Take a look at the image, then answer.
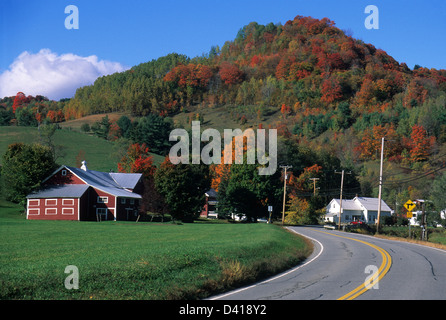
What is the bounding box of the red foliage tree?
[164,63,213,88]
[219,62,243,85]
[356,124,401,160]
[118,143,156,178]
[321,77,343,104]
[12,92,27,113]
[407,125,435,163]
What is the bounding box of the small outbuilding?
[200,189,218,219]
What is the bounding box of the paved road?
[210,226,446,300]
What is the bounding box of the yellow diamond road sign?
[404,200,416,212]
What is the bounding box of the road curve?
[210,226,446,300]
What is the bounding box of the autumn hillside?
[1,14,446,217]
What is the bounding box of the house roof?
[354,197,392,212]
[331,199,359,211]
[27,184,90,199]
[328,197,392,213]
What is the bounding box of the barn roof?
[66,166,142,199]
[35,164,143,199]
[27,184,90,199]
[110,172,143,190]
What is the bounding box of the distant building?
[200,189,218,219]
[325,196,392,224]
[26,161,143,221]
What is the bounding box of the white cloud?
[0,49,128,100]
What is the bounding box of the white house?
[325,197,392,224]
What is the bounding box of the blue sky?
[0,0,445,100]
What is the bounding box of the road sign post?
[404,200,416,239]
[268,206,273,223]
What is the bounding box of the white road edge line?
[209,227,324,300]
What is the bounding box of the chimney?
[81,160,88,171]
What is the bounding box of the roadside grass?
[347,224,446,250]
[0,200,312,300]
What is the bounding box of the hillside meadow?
[0,199,312,300]
[0,126,165,171]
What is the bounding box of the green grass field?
[0,200,312,300]
[0,126,164,171]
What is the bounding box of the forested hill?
[62,15,446,134]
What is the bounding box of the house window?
[345,215,350,220]
[97,196,108,203]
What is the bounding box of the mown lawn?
[0,200,312,300]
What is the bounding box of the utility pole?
[280,165,292,225]
[335,170,351,230]
[309,178,320,196]
[377,137,385,233]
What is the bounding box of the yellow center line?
[314,230,392,300]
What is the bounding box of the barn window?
[97,196,108,203]
[130,199,135,205]
[28,199,40,206]
[62,208,74,215]
[97,208,107,214]
[45,208,57,215]
[28,208,40,215]
[45,199,57,206]
[96,208,107,220]
[121,198,126,204]
[61,169,67,176]
[62,199,74,205]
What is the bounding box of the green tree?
[130,114,173,155]
[217,162,282,221]
[116,115,132,138]
[431,172,446,214]
[1,143,58,204]
[91,115,111,139]
[154,158,210,222]
[80,123,90,133]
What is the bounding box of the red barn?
[26,161,143,221]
